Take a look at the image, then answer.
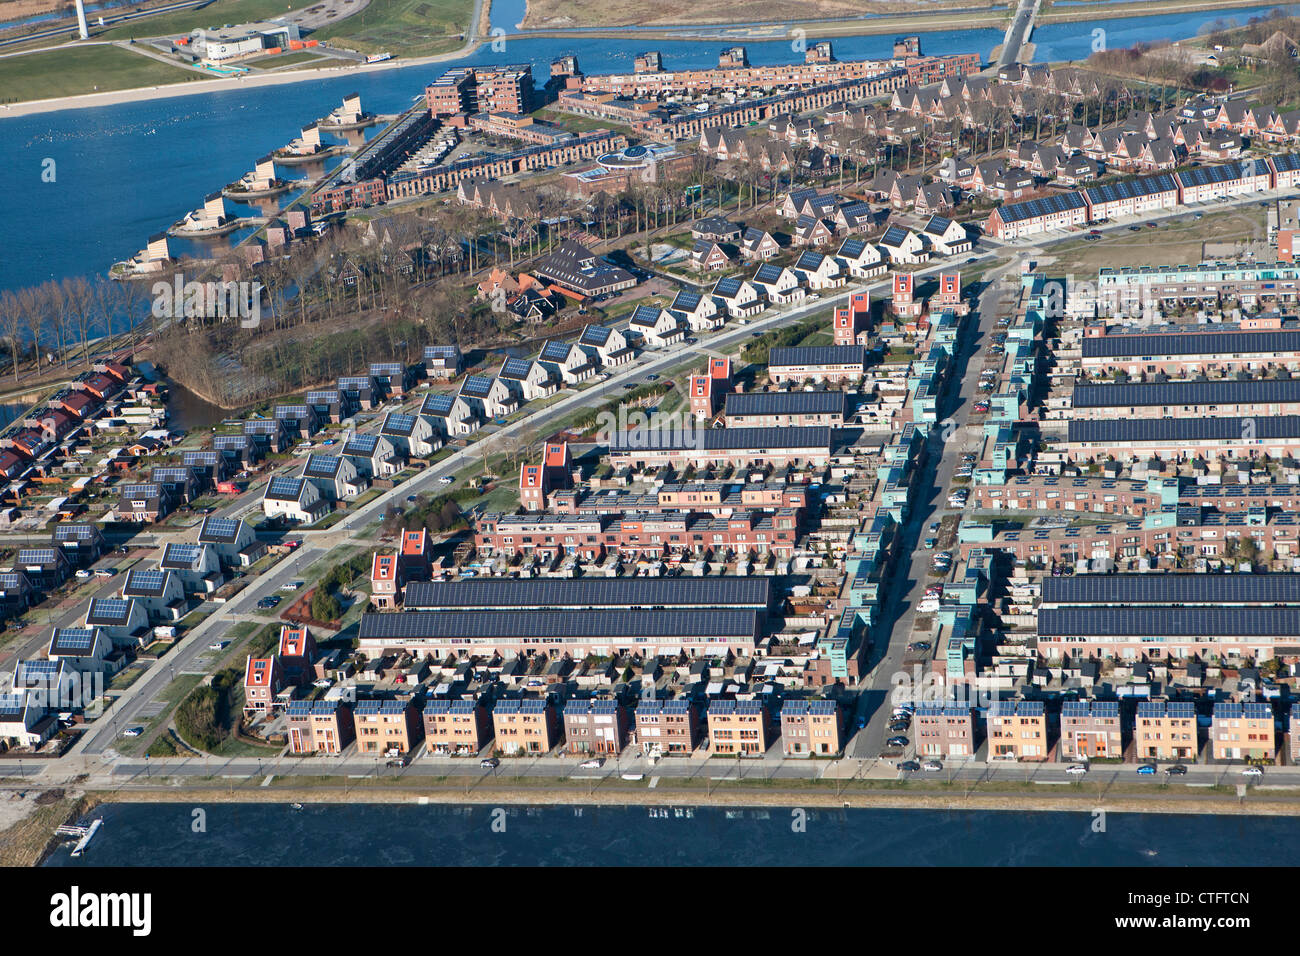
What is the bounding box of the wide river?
[1,1,1298,295]
[39,800,1300,866]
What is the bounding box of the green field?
[97,0,305,41]
[0,44,204,102]
[308,0,474,56]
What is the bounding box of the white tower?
[74,0,88,39]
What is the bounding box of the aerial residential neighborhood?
[7,0,1300,887]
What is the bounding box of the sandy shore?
[0,0,1278,119]
[0,47,483,119]
[66,778,1300,816]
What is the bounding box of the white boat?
[289,803,304,811]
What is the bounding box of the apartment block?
[354,699,422,755]
[779,699,843,757]
[1211,701,1275,761]
[285,700,355,755]
[1135,701,1197,761]
[987,700,1047,761]
[561,698,630,755]
[707,699,770,756]
[424,698,492,756]
[1059,700,1123,760]
[493,699,561,755]
[634,698,701,755]
[914,702,975,757]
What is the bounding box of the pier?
[57,817,103,857]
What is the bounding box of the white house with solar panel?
[835,237,886,279]
[921,215,972,256]
[197,515,261,568]
[262,475,328,524]
[15,658,78,710]
[0,692,54,748]
[669,290,723,332]
[794,250,846,290]
[342,432,400,479]
[458,374,517,421]
[627,304,685,348]
[380,411,441,460]
[419,391,478,438]
[537,339,596,384]
[84,597,149,647]
[498,357,555,403]
[878,225,929,264]
[301,454,365,502]
[712,276,764,318]
[161,542,223,594]
[577,324,633,367]
[751,263,806,306]
[120,567,186,621]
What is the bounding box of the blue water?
[40,801,1300,866]
[2,2,1298,293]
[0,0,123,31]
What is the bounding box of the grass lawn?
[309,0,474,57]
[0,44,205,102]
[97,0,308,41]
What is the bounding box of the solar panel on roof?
[672,290,702,312]
[1069,416,1300,444]
[1039,606,1300,636]
[404,576,772,609]
[383,413,417,434]
[88,597,130,620]
[714,276,743,297]
[1074,378,1300,409]
[267,476,304,498]
[422,394,455,416]
[19,549,58,564]
[305,455,341,476]
[754,263,784,283]
[126,569,167,592]
[345,433,379,453]
[215,434,250,448]
[120,484,160,498]
[51,628,95,653]
[359,608,760,641]
[726,390,848,419]
[499,359,533,380]
[540,340,573,361]
[610,425,832,453]
[201,516,241,540]
[1043,573,1300,605]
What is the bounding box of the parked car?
[207,640,229,650]
[93,568,114,578]
[897,760,921,772]
[1241,766,1263,777]
[480,757,500,769]
[121,726,144,737]
[439,475,454,484]
[1136,764,1157,775]
[887,735,909,747]
[921,760,943,772]
[579,757,605,769]
[1066,764,1088,775]
[924,537,937,549]
[1166,765,1188,776]
[908,642,931,652]
[313,678,332,689]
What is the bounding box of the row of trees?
[0,276,154,385]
